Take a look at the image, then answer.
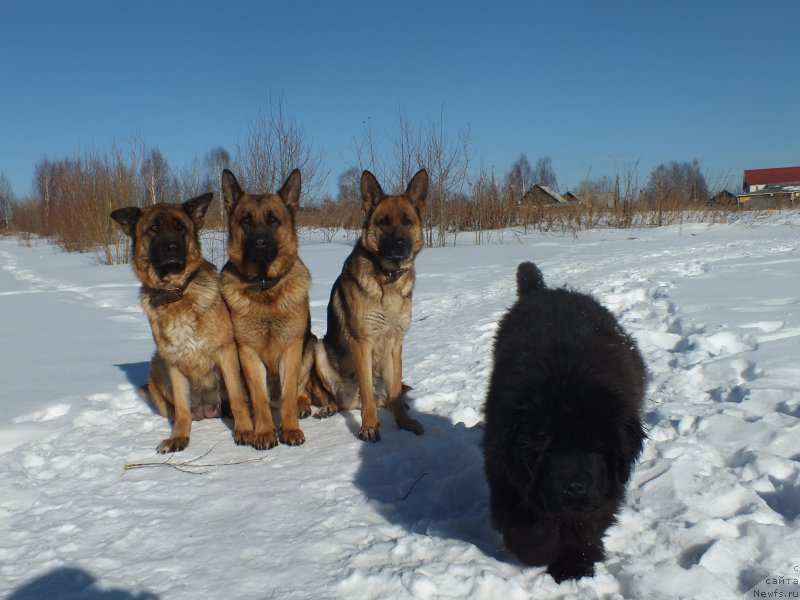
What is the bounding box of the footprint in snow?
[12,403,71,423]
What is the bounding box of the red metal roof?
[743,166,800,186]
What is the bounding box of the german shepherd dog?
[220,169,316,450]
[110,195,254,453]
[312,169,428,442]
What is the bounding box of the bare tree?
[140,148,171,205]
[350,110,471,247]
[577,174,615,196]
[235,96,327,204]
[337,166,360,203]
[390,111,423,193]
[504,154,534,200]
[533,155,558,191]
[0,172,13,231]
[198,146,232,227]
[351,117,383,184]
[642,159,709,205]
[471,162,507,244]
[204,146,231,182]
[416,112,472,247]
[24,143,142,260]
[34,158,54,235]
[175,156,206,201]
[204,146,231,222]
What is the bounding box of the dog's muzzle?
[560,479,590,509]
[151,235,187,274]
[245,233,278,265]
[379,235,411,262]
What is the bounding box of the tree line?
[2,104,740,261]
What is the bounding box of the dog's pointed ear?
[278,169,302,213]
[221,169,243,215]
[405,169,428,213]
[182,193,214,228]
[110,207,142,238]
[360,170,384,213]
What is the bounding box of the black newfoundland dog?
[482,262,646,582]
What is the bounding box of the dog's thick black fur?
[482,262,646,582]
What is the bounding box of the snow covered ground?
[1,213,799,599]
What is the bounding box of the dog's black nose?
[246,233,277,265]
[564,481,587,499]
[166,241,179,253]
[381,236,410,261]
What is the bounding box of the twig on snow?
[122,444,271,475]
[398,472,429,501]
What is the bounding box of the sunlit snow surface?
[1,214,799,599]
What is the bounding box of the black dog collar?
[383,268,406,284]
[145,269,199,308]
[147,287,184,308]
[244,274,283,292]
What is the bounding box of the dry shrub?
[22,145,143,263]
[297,198,361,242]
[13,129,784,259]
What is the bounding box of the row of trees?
[9,99,330,260]
[4,104,733,259]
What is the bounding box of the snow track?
[1,216,799,599]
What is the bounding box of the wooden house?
[520,184,568,206]
[707,190,739,206]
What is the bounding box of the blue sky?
[1,0,798,198]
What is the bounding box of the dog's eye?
[149,223,159,234]
[174,221,186,233]
[239,213,253,226]
[267,212,280,226]
[378,216,390,227]
[401,214,413,226]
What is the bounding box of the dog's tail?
[516,262,546,296]
[306,340,340,416]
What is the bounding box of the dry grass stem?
[122,445,272,475]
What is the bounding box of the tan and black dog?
[220,169,316,450]
[110,195,254,453]
[312,169,428,442]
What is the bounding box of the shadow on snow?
[8,566,159,600]
[114,362,150,390]
[352,399,508,561]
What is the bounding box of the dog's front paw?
[357,425,381,442]
[191,402,222,420]
[547,557,595,583]
[157,436,189,454]
[251,429,279,450]
[314,403,339,419]
[280,427,306,446]
[234,428,254,446]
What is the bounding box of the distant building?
[708,190,739,206]
[571,191,617,208]
[589,192,617,208]
[562,192,619,208]
[739,166,800,206]
[742,166,800,193]
[520,184,568,206]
